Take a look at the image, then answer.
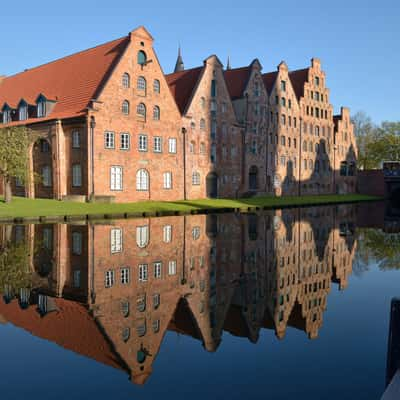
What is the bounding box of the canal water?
[0,201,399,399]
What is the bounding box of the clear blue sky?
[2,0,399,123]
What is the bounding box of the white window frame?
[136,169,149,191]
[153,79,160,93]
[121,267,130,284]
[163,225,172,243]
[105,269,115,288]
[168,260,177,276]
[163,172,172,189]
[19,104,28,121]
[37,101,46,118]
[110,228,122,253]
[120,132,130,150]
[110,166,123,191]
[154,136,162,153]
[122,73,130,88]
[138,134,148,152]
[168,138,177,153]
[192,171,200,185]
[104,131,115,149]
[154,262,162,279]
[138,264,148,282]
[136,225,149,248]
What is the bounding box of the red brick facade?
[0,26,357,201]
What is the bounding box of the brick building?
[0,26,357,201]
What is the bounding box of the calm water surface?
[0,201,399,399]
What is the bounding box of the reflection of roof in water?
[0,297,125,372]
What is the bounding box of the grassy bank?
[0,194,381,221]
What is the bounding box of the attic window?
[37,99,46,117]
[19,102,28,121]
[137,50,147,65]
[2,107,11,124]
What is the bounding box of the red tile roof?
[288,68,310,100]
[262,71,278,94]
[224,66,252,100]
[0,36,129,125]
[165,67,203,114]
[0,298,125,371]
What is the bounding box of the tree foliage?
[0,126,31,203]
[352,112,400,169]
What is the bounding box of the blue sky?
[1,0,399,123]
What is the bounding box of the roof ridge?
[3,35,128,80]
[165,65,203,78]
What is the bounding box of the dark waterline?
[0,201,399,400]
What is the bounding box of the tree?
[0,126,31,203]
[351,111,377,169]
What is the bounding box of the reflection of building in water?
[0,207,357,384]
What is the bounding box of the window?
[189,141,195,153]
[72,232,82,255]
[19,103,28,120]
[121,267,130,284]
[315,76,320,86]
[153,79,160,93]
[138,134,147,151]
[137,50,147,65]
[153,293,160,309]
[37,100,46,118]
[137,103,146,118]
[40,139,50,153]
[340,161,348,176]
[254,82,260,96]
[200,142,206,154]
[73,270,81,288]
[154,136,162,152]
[42,166,52,187]
[163,172,172,189]
[281,114,286,125]
[105,270,115,288]
[72,164,82,187]
[122,73,130,88]
[280,136,286,146]
[137,294,146,312]
[315,126,320,136]
[72,131,80,148]
[288,99,292,109]
[192,171,200,185]
[281,97,286,107]
[294,117,297,128]
[211,79,217,97]
[192,226,200,240]
[168,138,177,153]
[200,118,206,130]
[153,106,160,120]
[163,225,172,242]
[154,262,162,279]
[137,322,146,337]
[138,264,148,282]
[111,228,122,253]
[137,76,146,92]
[136,169,149,191]
[136,226,149,248]
[122,100,130,115]
[120,133,130,150]
[152,320,160,333]
[281,80,286,91]
[2,108,11,124]
[168,260,177,275]
[280,155,286,166]
[110,166,123,190]
[43,228,52,249]
[211,143,216,163]
[221,102,227,113]
[104,131,115,149]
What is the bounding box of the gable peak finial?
[226,56,231,70]
[174,45,184,73]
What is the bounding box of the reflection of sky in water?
[0,205,399,400]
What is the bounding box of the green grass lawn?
[0,194,381,219]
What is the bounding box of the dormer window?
[37,99,46,117]
[2,105,11,124]
[19,101,28,121]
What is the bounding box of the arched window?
[122,100,130,115]
[309,159,313,169]
[153,105,160,120]
[137,50,147,65]
[303,140,307,152]
[137,103,146,118]
[153,79,160,93]
[19,103,28,121]
[136,225,149,248]
[200,142,206,154]
[315,125,320,136]
[136,169,149,191]
[122,73,130,88]
[189,141,195,153]
[309,142,313,152]
[192,171,200,185]
[137,76,146,91]
[121,327,130,342]
[200,118,206,130]
[200,97,206,109]
[121,301,130,317]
